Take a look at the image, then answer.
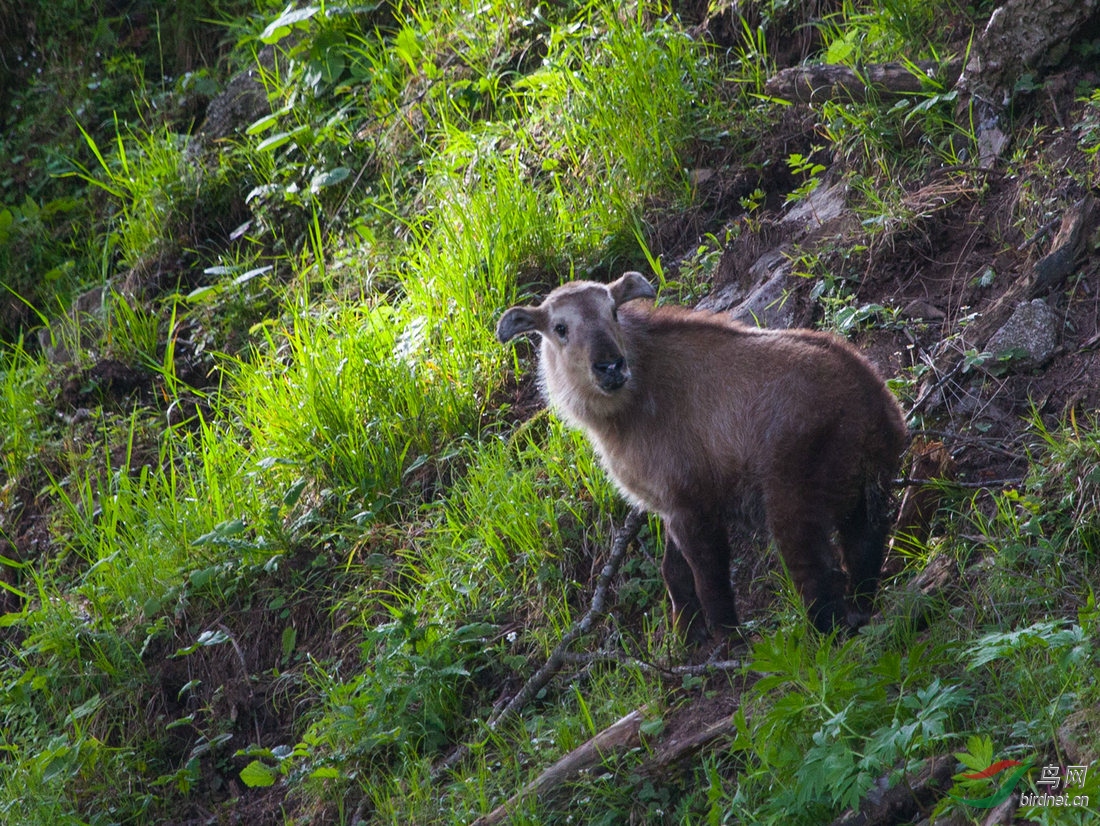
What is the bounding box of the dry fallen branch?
[431,507,646,780]
[560,648,744,679]
[640,712,741,779]
[471,708,649,826]
[894,476,1024,489]
[487,507,646,728]
[472,698,745,824]
[905,350,970,419]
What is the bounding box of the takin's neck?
[541,369,637,430]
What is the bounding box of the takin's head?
[496,272,657,398]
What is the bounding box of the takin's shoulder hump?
[621,303,755,343]
[624,306,895,401]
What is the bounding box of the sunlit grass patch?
[228,294,479,515]
[42,412,266,616]
[0,340,50,482]
[67,121,196,268]
[510,6,709,197]
[411,417,620,624]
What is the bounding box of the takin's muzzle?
[592,355,629,391]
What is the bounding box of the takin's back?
[572,303,907,518]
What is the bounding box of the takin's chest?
[588,426,748,517]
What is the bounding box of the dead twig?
[471,708,649,826]
[906,354,970,419]
[472,696,746,824]
[560,649,744,678]
[431,507,646,780]
[487,507,646,728]
[764,60,961,105]
[1017,215,1061,251]
[908,429,1028,460]
[894,476,1025,489]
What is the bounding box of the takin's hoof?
[674,611,712,647]
[844,608,873,634]
[809,597,848,635]
[707,625,752,659]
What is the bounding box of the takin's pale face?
[496,272,657,399]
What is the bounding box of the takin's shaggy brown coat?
[497,272,908,641]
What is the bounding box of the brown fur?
[498,273,908,641]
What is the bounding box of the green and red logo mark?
[949,758,1035,808]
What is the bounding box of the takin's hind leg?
[838,484,892,626]
[663,510,739,642]
[766,507,848,634]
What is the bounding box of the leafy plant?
[66,120,194,268]
[0,340,50,479]
[1026,409,1100,556]
[784,150,826,205]
[731,632,969,821]
[241,614,499,790]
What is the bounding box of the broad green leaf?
[240,760,277,787]
[256,131,295,152]
[310,167,351,193]
[260,6,319,44]
[281,626,297,660]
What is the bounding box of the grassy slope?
[1,1,1098,824]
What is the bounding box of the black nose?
[593,357,627,390]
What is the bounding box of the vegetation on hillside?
[1,0,1098,824]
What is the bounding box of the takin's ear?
[609,271,657,307]
[496,305,546,343]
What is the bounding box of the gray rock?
[729,258,800,328]
[698,180,850,328]
[901,298,946,321]
[984,298,1059,370]
[192,45,279,148]
[780,179,849,233]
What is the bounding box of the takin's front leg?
[660,536,709,644]
[663,509,739,641]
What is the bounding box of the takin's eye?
[552,322,568,340]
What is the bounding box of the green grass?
[230,294,476,512]
[67,121,195,269]
[0,341,50,481]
